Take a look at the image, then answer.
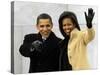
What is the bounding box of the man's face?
[62,18,75,35]
[37,19,53,38]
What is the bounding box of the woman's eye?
[63,24,66,26]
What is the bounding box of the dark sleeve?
[19,34,40,57]
[61,50,72,70]
[59,40,72,71]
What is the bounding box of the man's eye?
[46,25,50,27]
[40,25,44,27]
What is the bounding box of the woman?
[59,8,95,70]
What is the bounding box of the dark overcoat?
[59,36,72,71]
[19,32,61,73]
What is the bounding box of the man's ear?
[51,24,53,28]
[36,25,39,30]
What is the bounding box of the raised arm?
[83,8,95,45]
[84,8,95,28]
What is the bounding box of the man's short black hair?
[36,13,53,25]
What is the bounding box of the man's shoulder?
[51,32,62,41]
[53,36,62,45]
[25,33,37,37]
[24,33,40,40]
[24,33,37,38]
[56,37,62,42]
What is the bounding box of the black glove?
[30,40,43,52]
[84,8,95,28]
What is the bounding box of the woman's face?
[62,18,75,35]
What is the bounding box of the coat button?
[69,56,72,59]
[68,48,70,51]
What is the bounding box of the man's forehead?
[39,19,51,23]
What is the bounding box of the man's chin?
[43,34,49,38]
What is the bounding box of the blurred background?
[13,1,98,74]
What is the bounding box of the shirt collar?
[42,37,47,41]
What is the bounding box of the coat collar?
[37,31,56,41]
[70,28,79,41]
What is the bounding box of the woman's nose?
[65,26,70,29]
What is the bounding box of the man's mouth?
[43,32,49,35]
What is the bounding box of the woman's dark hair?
[37,13,53,25]
[59,11,81,37]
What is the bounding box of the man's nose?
[43,27,48,31]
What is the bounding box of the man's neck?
[42,36,47,40]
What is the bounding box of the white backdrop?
[13,1,98,74]
[0,0,99,75]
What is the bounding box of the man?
[19,13,61,73]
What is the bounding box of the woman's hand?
[84,8,95,28]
